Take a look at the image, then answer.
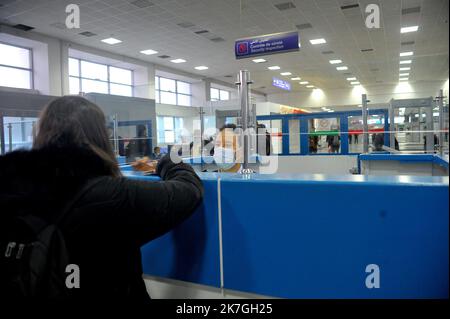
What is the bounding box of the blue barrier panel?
[132,174,221,287]
[220,174,449,298]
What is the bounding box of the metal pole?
[113,113,119,156]
[389,99,395,150]
[438,89,444,156]
[237,70,253,174]
[7,123,12,152]
[362,94,369,153]
[199,106,205,169]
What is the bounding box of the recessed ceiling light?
[336,66,348,70]
[101,37,122,45]
[195,66,208,70]
[401,26,419,33]
[280,72,292,76]
[399,73,409,76]
[346,77,357,81]
[252,58,266,63]
[400,67,411,71]
[310,38,326,45]
[399,77,409,81]
[350,81,360,85]
[329,59,342,64]
[400,60,412,64]
[327,110,335,113]
[299,81,309,85]
[268,66,281,70]
[171,58,186,63]
[400,51,414,57]
[306,85,314,88]
[140,49,158,55]
[291,77,301,80]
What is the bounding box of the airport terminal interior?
[0,0,448,299]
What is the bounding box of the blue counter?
[124,171,449,298]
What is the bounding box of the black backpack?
[0,178,101,298]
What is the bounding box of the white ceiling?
[0,0,448,94]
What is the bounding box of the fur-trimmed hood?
[0,145,113,220]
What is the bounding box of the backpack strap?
[54,176,106,226]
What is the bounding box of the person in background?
[151,146,163,160]
[0,96,203,301]
[373,133,385,151]
[125,124,151,163]
[213,123,242,173]
[326,134,340,153]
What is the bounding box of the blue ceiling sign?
[235,31,300,59]
[272,77,291,91]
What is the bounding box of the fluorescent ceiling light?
[306,85,314,88]
[399,77,409,81]
[336,66,348,70]
[299,81,309,85]
[140,49,158,55]
[291,77,301,80]
[268,66,281,70]
[280,72,292,76]
[400,51,414,57]
[309,38,326,45]
[329,59,342,64]
[400,67,411,71]
[346,77,357,81]
[350,81,360,85]
[171,58,186,63]
[252,58,266,63]
[327,110,335,113]
[101,37,122,45]
[194,66,208,70]
[400,60,412,64]
[399,73,409,76]
[401,26,419,33]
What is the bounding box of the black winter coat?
[0,145,203,302]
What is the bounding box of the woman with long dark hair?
[0,96,203,301]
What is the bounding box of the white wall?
[267,81,447,109]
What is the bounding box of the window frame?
[155,76,192,106]
[0,41,34,90]
[210,87,231,102]
[69,57,134,96]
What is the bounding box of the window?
[155,76,192,106]
[157,116,184,144]
[69,57,133,96]
[0,43,32,89]
[210,87,230,101]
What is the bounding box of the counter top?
[359,153,449,169]
[122,170,449,186]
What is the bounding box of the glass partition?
[2,117,37,153]
[308,117,340,154]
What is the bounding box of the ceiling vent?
[371,68,379,72]
[402,7,420,15]
[224,75,233,78]
[158,55,170,59]
[340,3,359,10]
[210,37,225,42]
[401,41,415,46]
[321,50,334,54]
[296,23,312,30]
[177,21,195,28]
[274,2,296,11]
[361,48,374,52]
[13,24,34,31]
[79,31,96,37]
[130,0,154,8]
[194,30,209,34]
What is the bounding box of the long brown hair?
[34,95,121,177]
